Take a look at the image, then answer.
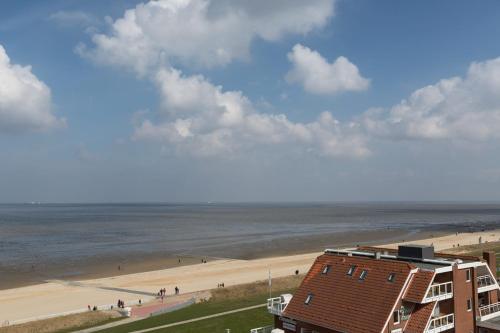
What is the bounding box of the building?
[267,245,500,333]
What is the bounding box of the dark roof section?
[283,253,414,333]
[405,301,436,333]
[404,270,435,303]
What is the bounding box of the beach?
[1,228,498,326]
[3,202,500,290]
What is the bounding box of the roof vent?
[398,244,434,260]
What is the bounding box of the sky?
[1,0,500,203]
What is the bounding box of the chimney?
[375,252,381,260]
[483,251,497,279]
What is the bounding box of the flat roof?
[324,247,481,271]
[477,317,500,330]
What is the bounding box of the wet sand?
[0,227,446,290]
[0,223,487,290]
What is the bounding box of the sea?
[0,202,500,286]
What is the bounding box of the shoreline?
[0,222,495,290]
[0,225,461,290]
[0,227,499,326]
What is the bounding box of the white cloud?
[133,67,368,157]
[286,44,370,95]
[0,44,65,133]
[361,57,500,142]
[77,0,335,75]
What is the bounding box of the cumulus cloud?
[360,57,500,142]
[133,67,369,157]
[0,44,65,133]
[77,0,335,75]
[286,44,370,95]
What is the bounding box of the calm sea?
[0,203,500,270]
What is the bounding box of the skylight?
[359,269,368,280]
[347,265,357,276]
[388,273,395,282]
[322,265,331,274]
[305,293,313,305]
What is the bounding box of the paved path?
[127,303,266,333]
[74,317,138,333]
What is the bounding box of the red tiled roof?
[404,270,435,303]
[283,253,414,333]
[404,301,436,333]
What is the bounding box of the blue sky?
[1,0,500,202]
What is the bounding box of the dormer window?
[347,265,357,276]
[322,265,331,274]
[359,269,368,280]
[305,293,313,305]
[388,273,396,282]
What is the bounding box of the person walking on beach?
[174,286,179,295]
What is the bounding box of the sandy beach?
[0,229,499,326]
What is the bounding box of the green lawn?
[97,275,302,333]
[148,306,272,333]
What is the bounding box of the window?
[322,265,331,274]
[467,298,472,311]
[466,269,471,282]
[388,273,396,282]
[359,269,368,280]
[347,265,357,276]
[304,293,313,305]
[393,310,400,324]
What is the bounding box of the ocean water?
[0,202,500,270]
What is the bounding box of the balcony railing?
[479,302,500,321]
[250,326,273,333]
[267,294,291,316]
[427,314,454,333]
[424,281,453,302]
[477,275,497,292]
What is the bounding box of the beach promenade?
[1,229,499,326]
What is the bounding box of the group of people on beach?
[157,286,180,297]
[117,299,125,308]
[87,305,98,311]
[217,282,225,288]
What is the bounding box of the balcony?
[424,282,453,302]
[426,314,454,333]
[267,294,292,316]
[479,302,500,321]
[250,326,273,333]
[477,275,498,293]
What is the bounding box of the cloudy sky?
[1,0,500,203]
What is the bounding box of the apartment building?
[267,245,500,333]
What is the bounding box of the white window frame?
[304,293,313,305]
[393,310,400,324]
[466,269,471,282]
